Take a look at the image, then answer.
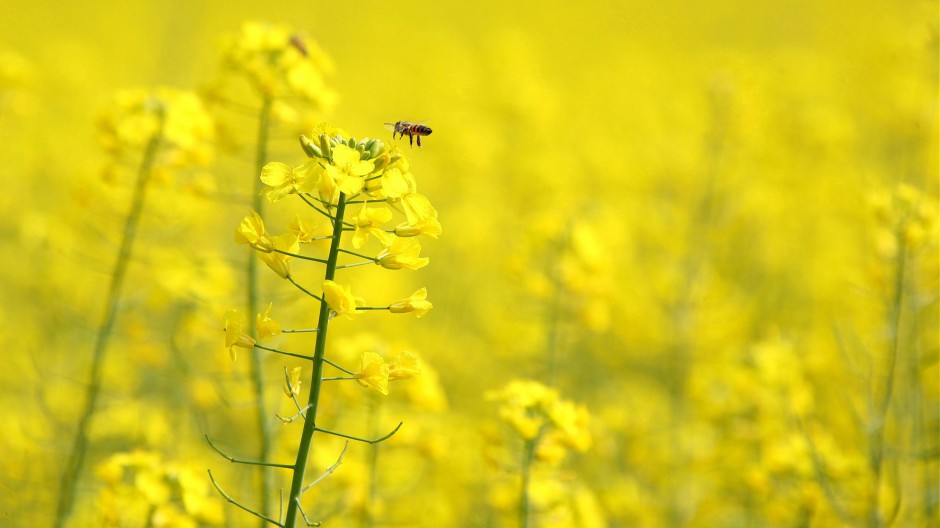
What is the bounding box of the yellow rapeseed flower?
[388,288,433,317]
[322,280,363,319]
[325,144,373,196]
[354,351,389,395]
[284,366,303,398]
[222,308,256,362]
[288,214,317,243]
[258,232,299,279]
[256,302,282,339]
[260,161,316,202]
[352,205,394,249]
[388,351,421,381]
[234,210,274,251]
[377,237,429,270]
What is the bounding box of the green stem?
[55,129,163,528]
[283,192,349,527]
[519,437,537,528]
[248,95,274,522]
[867,239,907,528]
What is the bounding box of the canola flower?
[487,380,593,528]
[56,87,215,528]
[212,123,439,527]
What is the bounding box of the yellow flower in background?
[388,351,421,381]
[256,302,282,339]
[377,237,429,270]
[322,280,362,319]
[547,399,592,452]
[488,380,591,453]
[354,351,390,395]
[94,451,223,526]
[222,308,255,361]
[98,87,215,178]
[234,210,274,251]
[389,287,433,317]
[325,144,373,196]
[220,21,335,108]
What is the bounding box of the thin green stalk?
[519,437,537,528]
[283,192,349,527]
[867,241,907,528]
[248,96,275,522]
[55,130,163,528]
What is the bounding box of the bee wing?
[383,122,398,131]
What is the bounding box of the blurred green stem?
[867,239,907,528]
[248,96,275,523]
[54,128,163,528]
[283,192,349,527]
[519,436,537,528]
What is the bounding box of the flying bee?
[385,121,432,148]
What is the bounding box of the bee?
[385,121,433,147]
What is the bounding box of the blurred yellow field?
[0,1,936,527]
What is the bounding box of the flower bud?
[319,134,332,157]
[299,134,323,158]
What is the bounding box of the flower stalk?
[248,94,276,521]
[55,122,164,528]
[282,191,348,527]
[215,123,438,526]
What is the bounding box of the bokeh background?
[0,0,937,526]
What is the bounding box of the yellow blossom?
[257,232,299,279]
[234,210,274,251]
[260,161,316,202]
[288,214,317,242]
[547,400,592,452]
[325,144,373,196]
[221,21,335,107]
[322,280,363,319]
[256,302,282,339]
[377,237,429,270]
[388,351,421,381]
[354,351,389,395]
[352,205,395,248]
[284,366,303,397]
[392,192,442,238]
[389,287,433,317]
[223,308,255,362]
[379,167,413,199]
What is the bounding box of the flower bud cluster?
[486,379,592,460]
[218,21,335,108]
[868,183,938,258]
[98,87,215,180]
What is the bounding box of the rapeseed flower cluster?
[213,122,439,526]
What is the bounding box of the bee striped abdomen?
[385,121,433,148]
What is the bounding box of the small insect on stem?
[384,121,433,148]
[289,34,308,57]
